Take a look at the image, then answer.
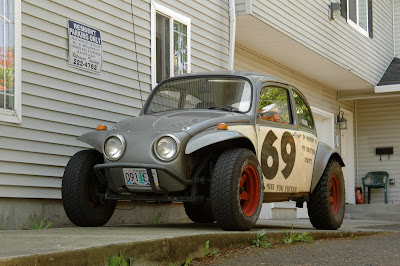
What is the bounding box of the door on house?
[340,108,356,205]
[297,107,335,218]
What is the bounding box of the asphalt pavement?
[1,218,400,265]
[191,230,400,265]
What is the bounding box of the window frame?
[257,85,293,126]
[151,1,191,89]
[346,0,369,38]
[0,0,21,124]
[291,88,315,131]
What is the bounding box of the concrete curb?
[0,230,382,265]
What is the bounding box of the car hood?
[113,110,251,136]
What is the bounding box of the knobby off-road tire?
[308,159,345,230]
[211,148,263,231]
[62,150,117,227]
[184,201,214,223]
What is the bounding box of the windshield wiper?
[208,106,243,113]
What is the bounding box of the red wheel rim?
[330,175,340,215]
[239,165,260,217]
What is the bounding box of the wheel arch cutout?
[310,142,345,193]
[185,130,256,155]
[77,130,108,153]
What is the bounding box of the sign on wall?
[68,19,102,73]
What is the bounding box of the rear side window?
[293,90,314,130]
[258,86,291,124]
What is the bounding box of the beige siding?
[244,0,393,85]
[356,98,400,203]
[0,0,230,199]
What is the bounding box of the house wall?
[0,0,230,201]
[236,0,394,85]
[356,97,400,203]
[235,46,354,121]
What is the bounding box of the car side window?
[258,86,291,124]
[292,90,314,130]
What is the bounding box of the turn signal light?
[217,123,228,130]
[96,124,107,131]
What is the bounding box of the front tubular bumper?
[93,163,193,194]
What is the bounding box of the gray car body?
[78,71,344,199]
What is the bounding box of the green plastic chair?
[362,171,389,204]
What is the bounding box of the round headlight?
[103,135,126,161]
[154,136,179,161]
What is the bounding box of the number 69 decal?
[261,130,296,180]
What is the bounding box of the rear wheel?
[308,159,345,230]
[62,150,117,227]
[211,148,263,231]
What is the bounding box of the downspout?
[393,0,396,57]
[355,100,359,187]
[229,0,236,70]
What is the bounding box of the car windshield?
[145,77,252,114]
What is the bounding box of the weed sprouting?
[108,251,132,266]
[33,219,52,230]
[282,225,313,244]
[252,229,272,248]
[204,240,216,256]
[154,212,162,224]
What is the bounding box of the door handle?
[293,132,302,138]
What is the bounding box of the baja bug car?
[62,71,345,231]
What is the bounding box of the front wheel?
[184,201,214,223]
[308,159,345,230]
[210,148,263,231]
[62,150,117,227]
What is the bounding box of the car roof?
[168,71,290,87]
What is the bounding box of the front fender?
[77,130,109,153]
[185,130,246,154]
[311,142,345,193]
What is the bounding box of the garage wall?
[0,0,230,199]
[356,97,400,203]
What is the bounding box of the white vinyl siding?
[0,0,230,199]
[356,98,400,203]
[238,0,393,86]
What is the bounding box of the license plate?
[122,168,159,186]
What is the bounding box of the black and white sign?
[68,19,102,73]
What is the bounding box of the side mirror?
[260,103,278,117]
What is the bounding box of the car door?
[256,84,303,194]
[290,88,318,192]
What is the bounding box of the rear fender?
[185,130,247,154]
[311,142,345,193]
[77,130,109,153]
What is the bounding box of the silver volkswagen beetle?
[62,71,345,231]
